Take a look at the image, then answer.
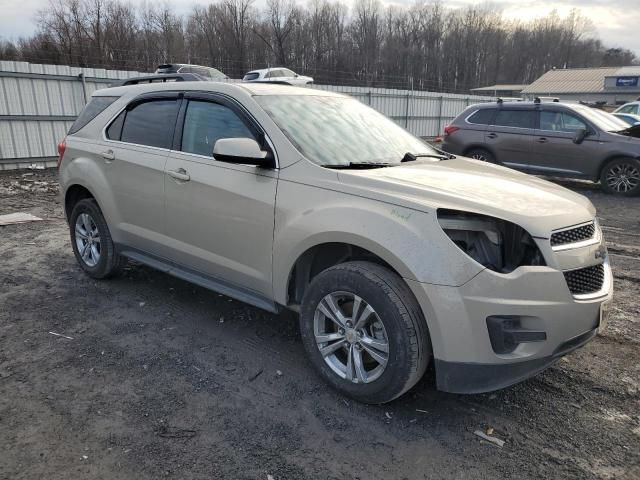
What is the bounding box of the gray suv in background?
[441,101,640,195]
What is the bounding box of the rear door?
[531,108,595,178]
[163,93,278,299]
[484,108,537,171]
[102,93,181,254]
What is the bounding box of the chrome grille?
[551,223,596,248]
[564,264,605,295]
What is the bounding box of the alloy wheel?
[313,291,389,384]
[605,163,640,193]
[75,213,101,267]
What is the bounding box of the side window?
[540,111,587,133]
[106,110,125,140]
[116,99,180,149]
[633,105,640,114]
[181,100,257,157]
[282,69,295,77]
[467,108,495,125]
[618,105,634,114]
[69,96,119,134]
[492,110,536,129]
[243,72,259,81]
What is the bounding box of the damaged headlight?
[437,209,545,273]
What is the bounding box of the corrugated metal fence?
[0,61,494,170]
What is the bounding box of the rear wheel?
[465,148,496,163]
[299,261,430,404]
[600,158,640,196]
[69,199,126,278]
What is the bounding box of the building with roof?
[521,66,640,105]
[470,84,527,98]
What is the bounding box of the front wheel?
[600,158,640,196]
[299,261,431,404]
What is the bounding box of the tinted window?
[243,72,260,81]
[181,100,256,157]
[69,96,118,134]
[493,110,536,129]
[106,111,125,140]
[467,108,495,125]
[120,99,179,149]
[540,111,587,133]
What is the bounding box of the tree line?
[0,0,637,93]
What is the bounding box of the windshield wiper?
[402,151,454,162]
[324,162,393,169]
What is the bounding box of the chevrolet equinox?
[58,83,613,403]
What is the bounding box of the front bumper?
[406,256,612,394]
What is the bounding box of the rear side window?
[69,96,118,134]
[243,72,260,81]
[467,108,495,125]
[119,99,180,149]
[493,110,536,129]
[181,100,256,157]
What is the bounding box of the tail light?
[57,137,66,169]
[444,125,459,136]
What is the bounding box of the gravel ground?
[0,169,639,480]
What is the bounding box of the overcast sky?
[1,0,638,57]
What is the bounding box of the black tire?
[299,261,431,404]
[69,198,126,279]
[465,148,496,163]
[599,157,640,196]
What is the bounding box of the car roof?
[246,67,292,74]
[94,80,342,99]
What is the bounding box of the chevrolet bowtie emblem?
[595,245,607,260]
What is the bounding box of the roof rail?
[109,73,208,87]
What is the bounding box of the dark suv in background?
[442,101,640,195]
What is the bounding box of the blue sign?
[616,76,639,87]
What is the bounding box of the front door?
[531,109,594,178]
[163,94,278,299]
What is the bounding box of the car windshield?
[255,95,437,167]
[572,105,630,132]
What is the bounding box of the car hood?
[613,124,640,139]
[337,158,595,237]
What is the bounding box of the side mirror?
[294,74,299,78]
[213,138,270,166]
[573,128,588,144]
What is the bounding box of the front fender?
[272,179,484,305]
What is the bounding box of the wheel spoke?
[81,214,91,233]
[316,332,344,344]
[90,244,100,262]
[75,224,88,239]
[81,242,91,260]
[318,295,346,328]
[360,334,389,353]
[345,345,355,381]
[360,341,388,367]
[319,339,346,357]
[353,304,374,331]
[352,347,367,383]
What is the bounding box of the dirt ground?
[0,169,638,480]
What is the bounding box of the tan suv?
[58,82,613,403]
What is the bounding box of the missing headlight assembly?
[437,209,545,273]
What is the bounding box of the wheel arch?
[596,153,640,182]
[64,183,97,222]
[462,144,497,159]
[280,235,415,308]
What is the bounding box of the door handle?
[101,150,115,161]
[537,137,548,143]
[168,168,190,182]
[487,133,498,139]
